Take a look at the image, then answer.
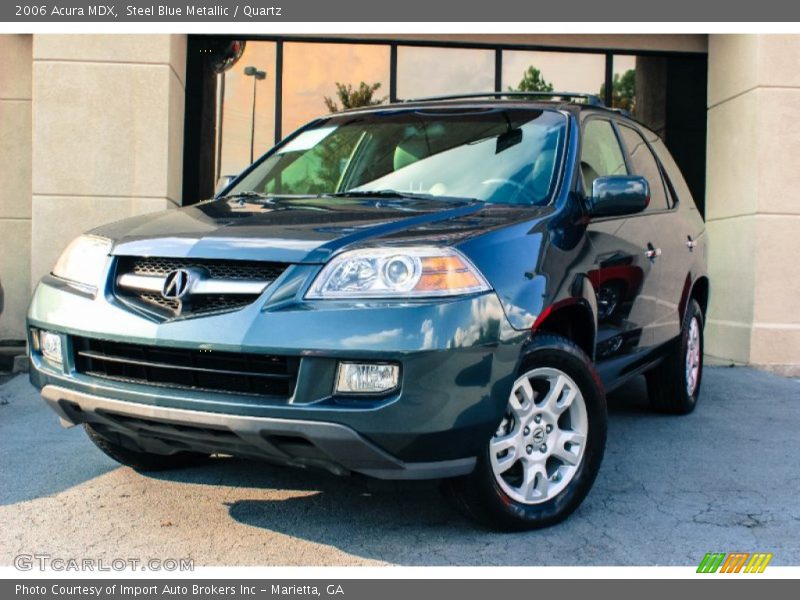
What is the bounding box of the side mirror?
[589,176,650,218]
[215,174,238,196]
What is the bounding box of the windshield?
[229,107,567,206]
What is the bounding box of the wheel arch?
[529,293,597,362]
[689,275,710,319]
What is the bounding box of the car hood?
[94,195,544,263]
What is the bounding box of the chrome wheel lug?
[534,415,542,424]
[526,445,533,455]
[523,427,530,435]
[540,444,547,453]
[545,425,553,433]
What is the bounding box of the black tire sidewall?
[680,299,705,407]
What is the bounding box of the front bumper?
[41,385,476,479]
[28,274,527,479]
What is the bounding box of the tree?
[509,66,554,93]
[324,81,386,112]
[600,69,636,111]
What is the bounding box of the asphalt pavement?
[1,366,798,566]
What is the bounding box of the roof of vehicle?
[334,91,635,121]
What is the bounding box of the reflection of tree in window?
[263,126,366,195]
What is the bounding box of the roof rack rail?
[402,91,606,106]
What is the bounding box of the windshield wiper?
[217,191,274,201]
[320,189,478,202]
[218,191,318,202]
[321,189,418,198]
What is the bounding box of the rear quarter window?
[617,124,670,211]
[647,133,697,209]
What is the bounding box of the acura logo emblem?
[531,427,545,444]
[162,269,192,300]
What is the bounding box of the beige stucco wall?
[0,35,32,341]
[705,34,800,374]
[30,34,187,285]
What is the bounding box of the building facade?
[0,33,797,373]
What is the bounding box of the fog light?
[335,362,399,394]
[40,331,63,365]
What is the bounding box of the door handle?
[645,243,662,260]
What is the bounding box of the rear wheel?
[646,298,704,414]
[84,423,210,472]
[444,334,607,531]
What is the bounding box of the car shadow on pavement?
[135,380,657,565]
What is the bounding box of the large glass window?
[210,40,705,214]
[397,46,494,99]
[502,50,605,96]
[282,42,390,137]
[216,41,277,181]
[231,108,567,206]
[580,119,627,193]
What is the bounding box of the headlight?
[306,247,491,299]
[52,234,112,292]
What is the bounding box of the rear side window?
[649,135,696,208]
[618,124,670,211]
[580,119,627,193]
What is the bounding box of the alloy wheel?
[490,367,588,505]
[685,316,701,396]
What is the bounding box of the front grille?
[114,256,288,320]
[136,292,253,315]
[122,256,286,281]
[73,337,298,398]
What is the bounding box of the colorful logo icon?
[697,552,773,573]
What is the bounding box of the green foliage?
[600,69,636,111]
[509,66,554,93]
[324,81,386,112]
[264,128,362,196]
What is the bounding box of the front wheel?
[444,334,607,531]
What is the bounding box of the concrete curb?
[12,355,28,374]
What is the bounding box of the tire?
[646,298,704,415]
[83,423,210,472]
[443,334,607,531]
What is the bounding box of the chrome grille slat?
[117,273,269,295]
